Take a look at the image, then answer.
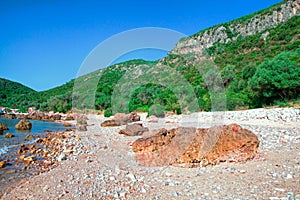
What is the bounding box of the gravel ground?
[1,108,300,199]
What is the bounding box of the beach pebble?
[58,153,67,162]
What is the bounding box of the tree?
[221,65,236,87]
[250,50,300,103]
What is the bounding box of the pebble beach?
[1,107,300,199]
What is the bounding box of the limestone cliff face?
[170,0,300,56]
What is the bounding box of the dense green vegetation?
[204,16,300,109]
[0,78,75,113]
[206,16,300,69]
[0,78,38,112]
[1,2,299,114]
[249,50,300,106]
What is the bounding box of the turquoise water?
[0,116,72,155]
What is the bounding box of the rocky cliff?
[170,0,300,56]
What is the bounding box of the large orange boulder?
[132,124,259,167]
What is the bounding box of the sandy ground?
[1,111,300,199]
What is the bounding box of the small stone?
[169,181,175,187]
[63,122,72,127]
[25,134,34,140]
[4,133,15,138]
[119,192,126,198]
[58,153,67,162]
[42,185,49,191]
[23,156,36,164]
[0,160,6,168]
[274,188,285,192]
[165,172,172,177]
[75,136,81,141]
[100,189,106,193]
[269,197,280,200]
[126,173,136,181]
[141,187,147,193]
[113,192,119,198]
[286,174,293,179]
[0,123,9,130]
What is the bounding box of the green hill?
[0,78,38,112]
[161,15,300,110]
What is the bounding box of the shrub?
[148,104,165,118]
[104,108,113,117]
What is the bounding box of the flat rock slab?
[132,124,259,167]
[101,112,140,127]
[119,123,149,136]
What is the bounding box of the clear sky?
[0,0,282,91]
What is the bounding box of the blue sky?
[0,0,282,91]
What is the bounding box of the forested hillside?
[0,78,37,112]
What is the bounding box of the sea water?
[0,116,71,156]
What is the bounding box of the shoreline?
[0,116,75,150]
[0,128,87,197]
[1,107,300,199]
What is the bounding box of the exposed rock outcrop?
[119,123,149,136]
[101,112,141,127]
[4,114,16,119]
[132,124,259,167]
[27,111,63,121]
[63,114,75,121]
[15,119,32,130]
[27,111,45,120]
[169,0,300,58]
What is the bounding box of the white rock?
[141,187,147,193]
[286,174,293,179]
[169,181,175,187]
[119,192,126,198]
[126,173,136,181]
[58,153,67,162]
[165,172,172,177]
